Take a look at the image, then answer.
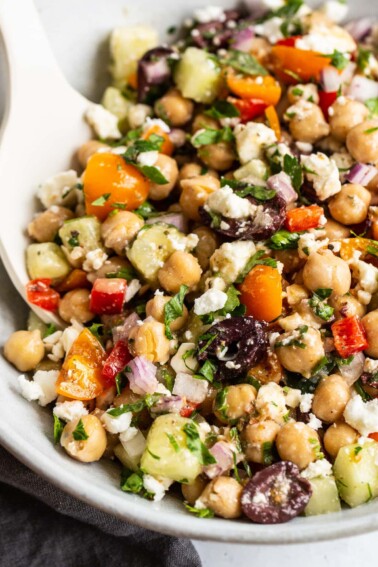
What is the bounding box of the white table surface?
[1,1,378,565]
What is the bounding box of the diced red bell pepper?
[227,97,268,123]
[26,278,60,311]
[275,35,302,47]
[331,316,369,358]
[285,205,324,232]
[369,432,378,442]
[180,401,199,418]
[101,340,131,386]
[319,90,338,119]
[90,278,127,315]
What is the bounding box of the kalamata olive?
[199,193,286,241]
[348,217,371,237]
[197,316,268,381]
[186,9,244,51]
[241,461,312,524]
[137,47,176,103]
[361,372,378,389]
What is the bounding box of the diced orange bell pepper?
[285,205,324,232]
[239,265,282,322]
[265,105,281,140]
[127,71,138,90]
[372,221,378,241]
[142,124,174,156]
[56,328,107,400]
[55,269,91,293]
[83,153,150,221]
[339,237,374,262]
[271,45,331,83]
[226,71,282,105]
[331,316,369,358]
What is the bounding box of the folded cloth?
[0,446,201,567]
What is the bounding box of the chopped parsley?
[194,359,217,383]
[184,503,214,518]
[72,419,89,441]
[309,288,334,321]
[364,127,378,134]
[87,322,104,342]
[122,138,168,184]
[105,266,137,281]
[220,49,268,76]
[262,441,274,465]
[365,98,378,117]
[134,200,158,219]
[292,87,304,96]
[147,449,161,460]
[222,178,276,201]
[283,154,303,192]
[164,285,188,339]
[53,415,65,444]
[357,46,372,73]
[268,229,301,250]
[120,469,153,499]
[91,193,111,207]
[205,100,240,119]
[166,433,180,453]
[67,230,80,248]
[325,50,349,71]
[275,325,308,349]
[182,422,216,466]
[43,323,57,339]
[192,126,234,148]
[236,250,277,284]
[213,388,229,421]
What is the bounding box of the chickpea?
[4,329,45,372]
[275,327,325,378]
[145,295,188,331]
[77,140,109,168]
[198,142,236,172]
[58,289,94,324]
[312,374,350,423]
[101,211,144,255]
[249,37,271,65]
[303,250,351,297]
[276,422,320,470]
[192,113,219,134]
[28,206,74,243]
[331,294,366,320]
[179,174,220,221]
[179,162,218,183]
[288,102,330,144]
[149,154,179,200]
[329,98,368,142]
[60,414,107,462]
[96,385,116,410]
[154,89,194,127]
[191,226,219,271]
[248,350,283,385]
[328,184,371,225]
[213,384,257,424]
[323,421,359,459]
[87,256,132,283]
[362,310,378,357]
[181,477,208,505]
[323,218,350,241]
[128,319,170,363]
[347,119,378,164]
[274,249,304,274]
[242,420,281,464]
[198,477,242,519]
[158,251,202,294]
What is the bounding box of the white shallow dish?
[1,0,378,544]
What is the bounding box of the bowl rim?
[1,415,378,544]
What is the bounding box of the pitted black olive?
[199,193,286,241]
[197,316,268,381]
[137,47,175,103]
[241,461,312,524]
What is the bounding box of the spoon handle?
[0,0,66,106]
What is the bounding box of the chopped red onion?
[346,163,378,186]
[151,395,183,414]
[345,18,373,41]
[339,62,357,85]
[320,66,342,93]
[146,213,188,232]
[347,75,378,102]
[126,356,158,395]
[137,47,175,103]
[232,26,255,52]
[204,441,235,479]
[168,128,187,148]
[112,312,140,343]
[338,352,365,386]
[267,171,297,203]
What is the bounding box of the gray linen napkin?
[0,446,201,567]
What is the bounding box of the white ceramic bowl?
[1,0,378,544]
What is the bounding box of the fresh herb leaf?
[367,244,378,257]
[67,230,80,248]
[365,98,378,117]
[138,165,168,184]
[184,503,214,518]
[357,46,372,72]
[182,422,217,466]
[205,100,240,119]
[91,193,111,207]
[268,229,301,250]
[354,379,372,402]
[236,250,277,284]
[364,127,378,134]
[195,359,217,383]
[222,178,276,200]
[292,87,304,96]
[213,388,229,421]
[87,322,104,341]
[53,415,65,444]
[72,418,89,441]
[309,289,334,321]
[115,373,124,396]
[134,201,158,219]
[164,285,188,340]
[192,127,235,148]
[283,154,302,192]
[325,50,349,71]
[354,446,363,456]
[43,323,57,338]
[147,448,161,460]
[275,325,308,349]
[221,49,268,76]
[166,433,180,453]
[314,288,333,300]
[198,332,217,355]
[108,399,148,417]
[120,468,153,499]
[106,266,137,281]
[262,441,274,465]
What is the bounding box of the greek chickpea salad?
[6,0,378,525]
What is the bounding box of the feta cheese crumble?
[206,186,257,219]
[235,123,277,164]
[170,342,198,375]
[194,6,226,23]
[101,411,132,434]
[301,459,333,479]
[300,393,314,413]
[18,371,59,406]
[172,372,209,403]
[37,170,79,209]
[301,153,341,201]
[143,474,173,502]
[53,401,88,422]
[210,240,256,284]
[82,248,108,272]
[344,395,378,436]
[85,104,122,140]
[194,288,228,315]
